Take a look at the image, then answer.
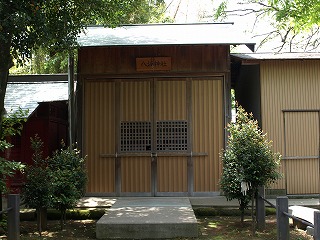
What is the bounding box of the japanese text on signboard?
[136,57,171,72]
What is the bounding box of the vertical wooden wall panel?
[285,112,318,157]
[286,159,319,194]
[156,80,186,120]
[260,60,320,194]
[84,81,115,193]
[192,79,224,192]
[121,157,151,192]
[285,112,319,194]
[120,80,151,192]
[157,157,187,192]
[121,81,151,121]
[78,45,229,75]
[156,80,187,192]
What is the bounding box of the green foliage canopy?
[216,0,320,31]
[0,159,24,194]
[265,0,320,31]
[0,108,27,194]
[214,0,320,52]
[0,0,169,127]
[4,0,169,74]
[1,0,167,64]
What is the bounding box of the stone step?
[96,197,198,239]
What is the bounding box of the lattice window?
[120,121,151,152]
[156,121,188,152]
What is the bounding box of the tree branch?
[173,0,182,20]
[289,34,297,52]
[254,30,279,51]
[256,2,279,12]
[224,8,265,17]
[251,11,266,31]
[303,27,320,51]
[281,27,294,43]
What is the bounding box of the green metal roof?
[77,23,255,51]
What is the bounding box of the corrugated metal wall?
[284,112,319,194]
[121,157,151,192]
[84,78,225,195]
[193,79,224,192]
[156,80,187,192]
[84,81,116,193]
[260,60,320,194]
[120,80,151,192]
[156,80,186,120]
[121,81,151,121]
[79,43,230,196]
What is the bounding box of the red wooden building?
[3,74,69,191]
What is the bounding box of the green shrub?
[48,141,87,229]
[23,135,52,210]
[22,135,52,233]
[23,136,88,231]
[220,105,281,224]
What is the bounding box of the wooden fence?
[256,187,320,240]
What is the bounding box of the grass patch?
[2,214,313,239]
[194,207,276,217]
[198,216,312,240]
[47,208,105,220]
[20,208,106,221]
[2,205,312,239]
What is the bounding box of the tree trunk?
[0,35,13,133]
[36,207,47,235]
[240,208,245,223]
[251,188,256,236]
[0,29,13,224]
[60,206,67,230]
[240,200,245,223]
[0,192,2,221]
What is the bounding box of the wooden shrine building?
[76,23,255,196]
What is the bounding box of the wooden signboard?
[136,57,171,72]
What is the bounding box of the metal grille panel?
[120,121,151,152]
[157,121,188,151]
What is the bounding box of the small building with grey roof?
[231,52,320,195]
[4,74,69,192]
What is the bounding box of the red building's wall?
[4,101,68,193]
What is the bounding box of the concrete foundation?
[96,198,198,239]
